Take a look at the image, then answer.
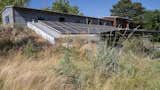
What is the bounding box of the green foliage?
[123,38,144,52]
[150,34,160,42]
[55,42,120,90]
[122,38,152,56]
[55,48,77,76]
[0,36,160,90]
[54,47,81,89]
[0,0,30,22]
[0,0,30,8]
[111,0,145,26]
[143,10,160,41]
[52,0,82,15]
[54,38,160,90]
[144,10,160,30]
[23,40,38,57]
[0,79,4,90]
[0,39,14,52]
[151,50,160,59]
[93,44,119,75]
[111,0,132,17]
[112,53,160,90]
[111,0,145,18]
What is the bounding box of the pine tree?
[111,0,145,27]
[111,0,133,18]
[144,10,160,30]
[52,0,82,15]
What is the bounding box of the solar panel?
[42,21,67,34]
[40,21,116,34]
[62,23,84,32]
[54,22,79,33]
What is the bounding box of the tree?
[143,10,160,41]
[52,0,82,15]
[0,0,30,12]
[144,10,160,30]
[111,0,133,18]
[0,0,30,22]
[111,0,145,27]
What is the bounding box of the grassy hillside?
[0,26,52,56]
[0,27,160,90]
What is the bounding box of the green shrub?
[111,51,160,90]
[0,79,4,90]
[0,39,14,54]
[150,34,160,42]
[23,40,39,57]
[55,48,75,75]
[122,38,152,56]
[54,47,81,89]
[150,50,160,59]
[93,46,119,76]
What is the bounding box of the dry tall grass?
[0,39,160,90]
[0,27,160,90]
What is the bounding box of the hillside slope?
[0,27,52,56]
[0,27,160,90]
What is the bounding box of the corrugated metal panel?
[27,22,61,45]
[40,21,117,34]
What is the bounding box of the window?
[5,16,10,24]
[88,20,91,24]
[106,22,113,26]
[99,21,103,25]
[38,17,45,20]
[59,17,65,22]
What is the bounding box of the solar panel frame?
[42,21,68,34]
[54,22,79,34]
[40,20,117,34]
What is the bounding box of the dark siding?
[14,8,89,26]
[3,7,113,27]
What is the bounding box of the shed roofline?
[0,5,14,14]
[1,5,109,21]
[103,16,133,21]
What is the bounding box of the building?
[103,16,132,29]
[1,6,113,27]
[1,6,118,44]
[2,6,156,45]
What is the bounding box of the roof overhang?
[0,5,14,14]
[1,5,109,21]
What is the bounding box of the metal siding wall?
[14,8,89,26]
[2,8,14,25]
[14,9,26,26]
[13,8,110,26]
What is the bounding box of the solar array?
[40,21,117,34]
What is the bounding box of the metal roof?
[39,20,117,34]
[39,21,160,35]
[39,20,160,35]
[1,5,108,21]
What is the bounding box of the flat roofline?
[0,5,14,13]
[2,5,109,21]
[103,16,132,21]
